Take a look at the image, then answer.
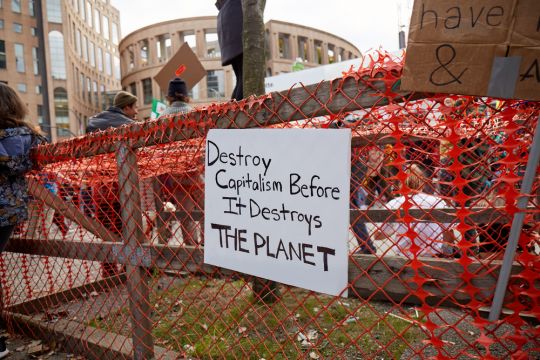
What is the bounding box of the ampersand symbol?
[429,44,467,86]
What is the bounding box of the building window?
[79,73,84,99]
[92,81,98,107]
[128,47,134,69]
[189,83,199,101]
[181,31,196,51]
[11,0,21,13]
[102,15,109,40]
[105,51,112,75]
[0,20,4,29]
[129,82,137,97]
[314,40,323,64]
[86,76,91,103]
[31,27,37,36]
[206,70,225,99]
[49,31,66,79]
[142,78,152,104]
[278,33,291,59]
[88,41,95,67]
[205,30,220,58]
[75,29,81,56]
[339,48,345,62]
[112,22,119,45]
[297,36,309,62]
[37,105,43,125]
[12,22,22,33]
[32,47,39,75]
[139,39,149,65]
[113,55,120,80]
[16,83,26,92]
[156,34,171,61]
[46,0,62,23]
[327,44,335,64]
[14,43,24,72]
[0,40,6,69]
[28,0,34,16]
[86,1,92,27]
[97,47,103,71]
[82,35,88,62]
[35,85,41,94]
[100,84,106,110]
[94,8,100,33]
[78,0,85,20]
[54,87,70,137]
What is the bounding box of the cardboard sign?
[402,0,540,101]
[154,42,206,93]
[204,129,351,297]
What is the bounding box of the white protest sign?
[204,129,351,297]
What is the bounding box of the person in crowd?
[375,164,457,258]
[350,149,376,254]
[153,77,203,246]
[216,0,243,100]
[160,77,192,116]
[86,91,138,277]
[0,83,46,359]
[86,90,138,132]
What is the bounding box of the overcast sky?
[110,0,413,53]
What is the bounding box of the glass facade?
[32,47,39,75]
[47,0,62,23]
[11,0,21,13]
[206,70,225,99]
[54,87,70,137]
[142,78,152,104]
[14,43,24,72]
[205,30,220,58]
[49,31,67,79]
[102,15,109,40]
[0,40,5,69]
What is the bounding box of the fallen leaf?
[309,351,320,359]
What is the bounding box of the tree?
[241,0,279,303]
[242,0,266,97]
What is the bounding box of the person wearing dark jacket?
[86,91,138,133]
[0,83,46,359]
[216,0,243,100]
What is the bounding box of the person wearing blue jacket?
[0,83,46,358]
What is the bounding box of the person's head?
[404,164,427,191]
[113,91,138,120]
[166,77,189,104]
[0,82,29,129]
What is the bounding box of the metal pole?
[489,115,540,321]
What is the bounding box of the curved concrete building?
[119,17,361,120]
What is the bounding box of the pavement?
[1,332,82,359]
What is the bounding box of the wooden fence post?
[116,143,155,359]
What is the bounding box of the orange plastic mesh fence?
[2,52,539,359]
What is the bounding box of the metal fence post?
[116,142,155,359]
[489,115,540,321]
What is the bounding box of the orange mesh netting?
[2,52,538,359]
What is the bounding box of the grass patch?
[89,276,426,359]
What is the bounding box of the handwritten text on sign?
[204,129,351,297]
[402,0,540,101]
